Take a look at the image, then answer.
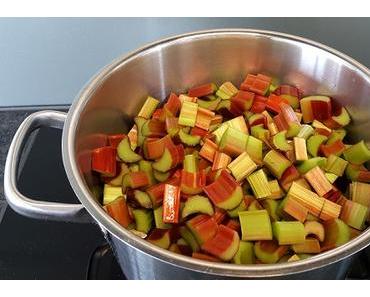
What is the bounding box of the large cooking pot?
[4,29,370,279]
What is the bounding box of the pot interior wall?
[73,32,370,199]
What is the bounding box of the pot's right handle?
[4,110,91,223]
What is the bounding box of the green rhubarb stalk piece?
[325,154,348,176]
[297,157,327,174]
[178,101,198,127]
[245,135,263,163]
[179,128,201,146]
[107,163,130,186]
[232,241,255,264]
[272,130,293,152]
[153,170,171,182]
[286,123,302,139]
[326,129,346,145]
[183,154,198,173]
[219,126,248,157]
[254,240,289,264]
[272,221,306,245]
[147,229,171,249]
[325,173,338,184]
[103,184,123,205]
[132,209,153,234]
[340,199,368,230]
[117,137,142,163]
[322,219,350,251]
[263,150,292,179]
[304,221,325,242]
[179,226,200,252]
[134,117,147,147]
[343,140,370,165]
[297,124,314,140]
[139,160,155,185]
[332,107,351,127]
[153,206,172,229]
[307,134,328,157]
[152,148,174,173]
[216,82,239,100]
[131,190,153,209]
[129,164,139,172]
[281,94,299,109]
[292,238,321,254]
[261,199,280,222]
[251,124,270,141]
[181,195,214,219]
[239,210,273,241]
[197,97,221,110]
[246,169,272,199]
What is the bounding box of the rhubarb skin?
[186,214,218,245]
[201,225,240,261]
[188,83,216,97]
[92,146,117,176]
[105,197,132,228]
[180,170,206,195]
[320,140,346,157]
[204,169,243,210]
[279,165,301,192]
[232,241,255,264]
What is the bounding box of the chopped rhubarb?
[216,82,239,100]
[263,150,292,179]
[92,146,117,176]
[188,83,217,98]
[343,140,370,165]
[164,93,181,117]
[117,137,142,163]
[320,139,346,157]
[199,138,218,162]
[272,221,306,245]
[254,240,289,264]
[162,184,181,224]
[186,214,218,245]
[178,101,198,127]
[138,96,160,119]
[105,197,132,228]
[212,151,232,171]
[239,210,273,241]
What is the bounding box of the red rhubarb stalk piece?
[162,184,181,224]
[92,146,117,176]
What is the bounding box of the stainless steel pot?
[4,29,370,279]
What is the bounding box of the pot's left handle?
[4,110,91,223]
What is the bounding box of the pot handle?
[4,110,91,223]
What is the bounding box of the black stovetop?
[0,108,369,279]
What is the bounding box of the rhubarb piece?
[272,131,293,152]
[339,198,368,230]
[294,178,311,190]
[105,197,132,227]
[241,73,271,95]
[143,135,174,160]
[246,169,271,199]
[307,134,327,157]
[325,173,338,184]
[180,170,206,195]
[250,95,268,113]
[261,199,280,221]
[216,82,238,99]
[312,120,332,134]
[322,219,350,251]
[122,171,150,192]
[153,206,171,229]
[103,184,123,205]
[297,157,327,174]
[204,170,243,210]
[319,198,342,221]
[266,94,289,114]
[272,221,305,245]
[106,163,130,186]
[263,150,292,179]
[247,198,264,211]
[286,182,324,217]
[195,107,215,131]
[219,127,248,157]
[199,139,218,162]
[178,101,198,127]
[304,166,332,197]
[162,184,181,224]
[92,146,117,176]
[117,137,142,163]
[350,182,370,207]
[197,97,221,111]
[274,84,300,108]
[139,160,155,185]
[320,140,346,157]
[142,119,166,138]
[325,154,348,176]
[147,228,171,249]
[231,90,255,114]
[267,180,284,199]
[294,137,308,161]
[201,225,240,261]
[224,218,241,232]
[279,103,301,138]
[300,96,315,123]
[232,241,255,264]
[133,117,146,147]
[129,164,139,172]
[212,123,228,144]
[239,210,273,241]
[304,221,325,242]
[254,240,289,264]
[267,122,279,136]
[292,238,321,254]
[179,226,200,252]
[310,96,332,121]
[251,124,270,141]
[297,124,314,139]
[327,129,346,145]
[212,151,232,171]
[108,134,126,148]
[152,108,165,122]
[178,128,201,146]
[228,152,257,181]
[165,117,181,137]
[282,196,308,222]
[138,96,160,119]
[152,145,184,172]
[326,107,351,128]
[216,100,233,119]
[153,169,170,182]
[343,140,370,165]
[227,198,250,218]
[181,195,214,219]
[248,113,266,127]
[186,214,218,245]
[188,83,217,97]
[212,116,248,144]
[179,94,197,103]
[192,252,221,262]
[132,209,153,234]
[245,135,263,162]
[127,190,153,209]
[345,163,370,182]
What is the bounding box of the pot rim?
[62,28,370,278]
